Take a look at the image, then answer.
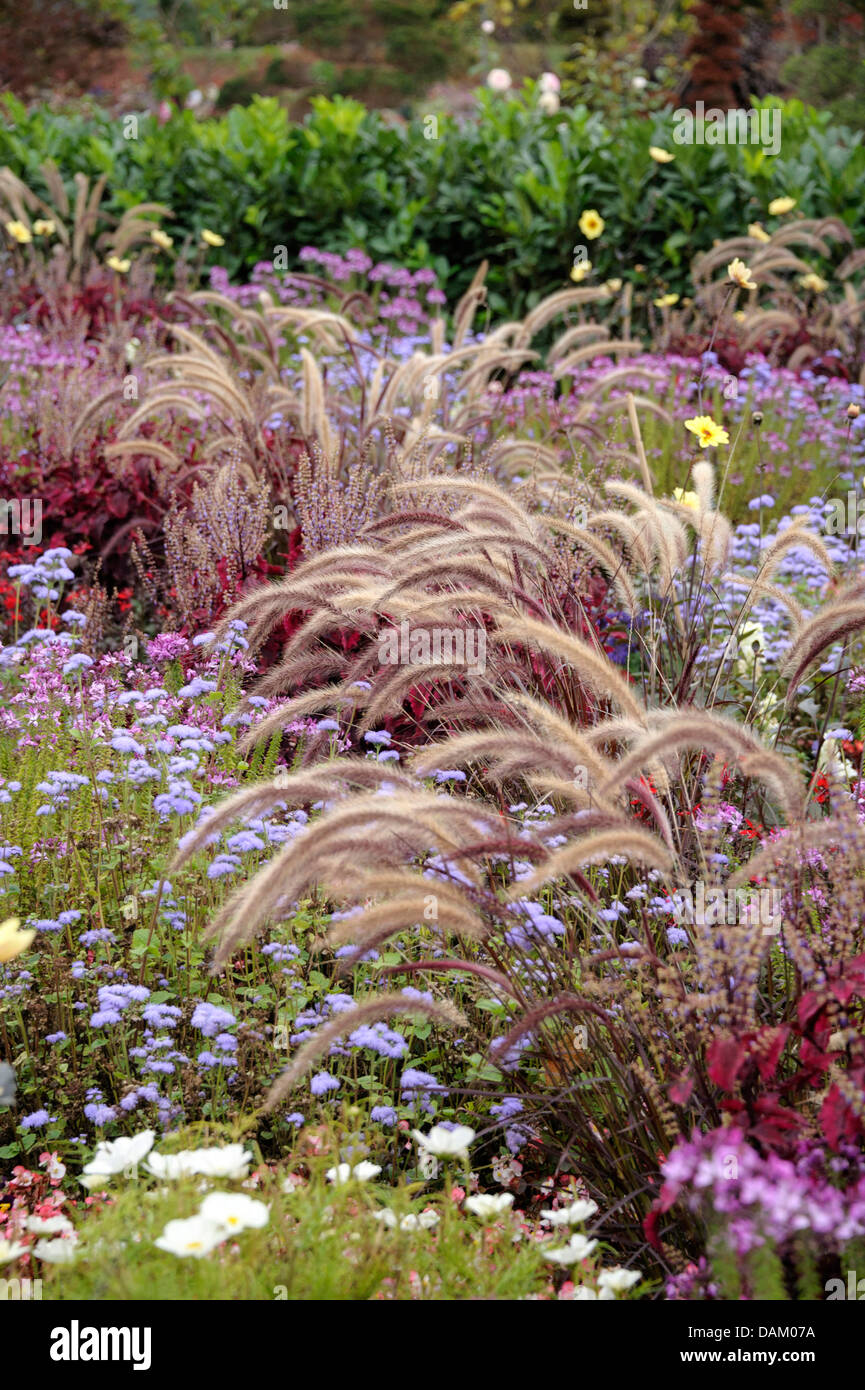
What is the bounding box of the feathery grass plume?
[265,995,466,1109]
[626,392,654,495]
[598,711,805,821]
[200,790,493,965]
[493,615,647,725]
[507,826,674,898]
[781,600,865,706]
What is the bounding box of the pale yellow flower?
[150,229,174,251]
[32,219,55,236]
[649,146,674,163]
[201,229,224,247]
[748,222,770,243]
[604,278,622,292]
[578,209,604,240]
[673,487,699,509]
[799,272,828,293]
[0,918,36,963]
[654,293,679,308]
[685,415,730,449]
[768,196,796,216]
[107,255,131,273]
[570,261,592,283]
[4,219,31,244]
[727,257,757,291]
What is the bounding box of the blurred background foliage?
[0,0,863,126]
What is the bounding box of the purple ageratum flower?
[45,1032,67,1044]
[110,734,146,756]
[90,1008,123,1028]
[80,929,116,947]
[370,1105,397,1126]
[84,1102,118,1125]
[363,730,391,747]
[142,1003,182,1030]
[285,1112,305,1128]
[20,1109,54,1129]
[400,1068,446,1100]
[178,676,218,698]
[310,1070,340,1096]
[191,1001,236,1037]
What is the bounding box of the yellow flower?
[604,278,622,292]
[727,257,757,291]
[684,415,730,449]
[768,196,796,216]
[4,219,31,245]
[654,292,679,307]
[733,310,745,322]
[649,146,674,163]
[673,487,699,509]
[799,272,828,293]
[32,219,55,236]
[0,918,35,964]
[748,222,770,243]
[578,209,604,240]
[201,228,224,247]
[107,255,131,273]
[570,261,592,283]
[150,229,174,251]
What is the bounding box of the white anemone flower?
[538,91,560,115]
[326,1161,382,1185]
[571,1285,599,1300]
[486,68,512,93]
[373,1208,398,1228]
[598,1266,642,1294]
[146,1144,252,1181]
[33,1236,78,1263]
[540,1198,598,1227]
[399,1209,440,1231]
[412,1124,475,1160]
[199,1192,269,1234]
[539,72,561,93]
[26,1214,75,1236]
[0,1238,26,1263]
[543,1233,598,1265]
[463,1193,514,1221]
[81,1129,155,1183]
[154,1215,226,1258]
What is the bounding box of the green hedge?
[1,89,863,315]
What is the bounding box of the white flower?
[412,1124,475,1159]
[0,1238,26,1263]
[199,1192,269,1234]
[598,1266,642,1294]
[481,18,495,34]
[185,88,203,108]
[487,68,512,93]
[571,1285,599,1299]
[399,1209,440,1231]
[540,1198,598,1227]
[539,72,561,93]
[146,1144,252,1181]
[543,1233,598,1265]
[27,1214,74,1236]
[631,74,647,91]
[373,1208,398,1228]
[81,1129,155,1182]
[538,91,560,115]
[154,1215,225,1258]
[464,1193,514,1221]
[326,1161,382,1184]
[33,1236,78,1263]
